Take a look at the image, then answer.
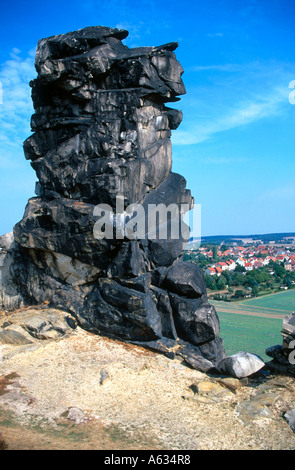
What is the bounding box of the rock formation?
[0,26,225,371]
[266,312,295,376]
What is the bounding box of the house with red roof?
[205,267,216,276]
[244,262,253,271]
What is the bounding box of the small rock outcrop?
[0,26,225,371]
[0,308,77,345]
[266,312,295,376]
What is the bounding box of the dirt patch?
[0,407,163,450]
[214,308,284,319]
[0,372,20,396]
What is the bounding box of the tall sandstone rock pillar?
[0,27,225,371]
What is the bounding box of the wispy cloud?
[174,92,287,145]
[188,63,243,72]
[207,32,224,38]
[0,48,36,167]
[173,61,293,145]
[203,156,249,165]
[260,184,295,202]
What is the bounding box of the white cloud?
[0,48,36,167]
[173,61,292,146]
[260,184,295,202]
[189,64,241,72]
[174,93,286,145]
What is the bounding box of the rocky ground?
[0,308,295,450]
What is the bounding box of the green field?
[211,289,295,361]
[237,289,295,313]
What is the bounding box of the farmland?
[212,289,295,361]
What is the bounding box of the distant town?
[184,233,295,301]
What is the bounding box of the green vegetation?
[212,245,218,261]
[203,263,292,301]
[184,247,295,301]
[183,251,208,267]
[238,289,295,313]
[184,235,295,361]
[216,310,282,361]
[212,289,295,360]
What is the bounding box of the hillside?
[0,309,295,450]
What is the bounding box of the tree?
[216,276,226,290]
[234,289,245,299]
[205,275,217,290]
[213,245,218,261]
[244,277,258,288]
[235,264,246,273]
[284,276,292,288]
[273,262,286,279]
[252,285,259,296]
[231,272,245,286]
[222,269,231,283]
[220,244,228,253]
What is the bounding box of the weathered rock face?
[0,26,225,370]
[266,312,295,376]
[24,27,185,207]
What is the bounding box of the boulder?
[163,261,207,298]
[284,409,295,433]
[169,294,220,345]
[218,351,265,378]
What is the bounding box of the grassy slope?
[212,289,295,361]
[238,289,295,312]
[217,312,282,361]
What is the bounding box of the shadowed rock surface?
[266,312,295,376]
[0,26,226,370]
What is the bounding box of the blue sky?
[0,0,294,237]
